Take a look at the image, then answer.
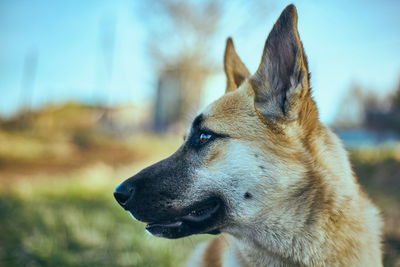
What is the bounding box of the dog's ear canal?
[250,4,311,121]
[224,38,251,93]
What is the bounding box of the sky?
[0,0,399,124]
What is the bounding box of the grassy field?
[0,103,399,266]
[0,163,209,267]
[351,148,400,267]
[1,150,399,266]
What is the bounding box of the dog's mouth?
[146,200,220,227]
[133,198,224,239]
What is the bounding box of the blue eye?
[199,133,212,144]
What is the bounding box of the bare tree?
[135,0,274,132]
[332,84,369,128]
[365,77,400,133]
[333,77,400,134]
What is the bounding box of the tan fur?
[224,38,251,93]
[202,235,228,267]
[188,5,382,267]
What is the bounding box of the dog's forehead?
[204,84,253,119]
[198,83,263,136]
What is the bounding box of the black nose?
[114,182,133,208]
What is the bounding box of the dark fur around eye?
[185,114,229,150]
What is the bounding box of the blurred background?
[0,0,399,266]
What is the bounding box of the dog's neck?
[226,128,362,266]
[229,222,324,266]
[227,210,325,266]
[233,237,300,267]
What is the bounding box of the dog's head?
[114,5,319,239]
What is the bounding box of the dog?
[114,5,383,266]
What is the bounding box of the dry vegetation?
[0,103,399,266]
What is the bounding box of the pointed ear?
[250,4,311,120]
[224,38,250,93]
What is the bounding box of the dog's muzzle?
[113,152,225,239]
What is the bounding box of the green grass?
[0,164,209,267]
[351,148,400,267]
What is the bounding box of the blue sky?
[1,0,399,124]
